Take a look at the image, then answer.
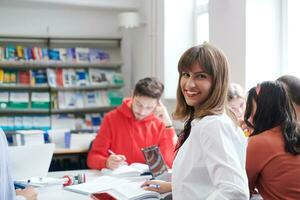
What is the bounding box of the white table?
[37,169,166,200]
[37,169,101,200]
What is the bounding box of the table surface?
[38,169,101,200]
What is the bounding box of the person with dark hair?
[87,77,177,170]
[142,44,249,199]
[277,75,300,121]
[244,81,300,199]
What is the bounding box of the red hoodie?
[87,98,178,169]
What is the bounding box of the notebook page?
[113,181,160,200]
[64,175,130,195]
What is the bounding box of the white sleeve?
[200,120,249,200]
[16,195,26,200]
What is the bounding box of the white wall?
[129,0,162,89]
[0,4,120,38]
[209,0,246,88]
[0,0,141,95]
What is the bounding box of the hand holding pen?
[106,149,127,169]
[141,180,172,194]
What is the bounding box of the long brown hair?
[173,43,230,150]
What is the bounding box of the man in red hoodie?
[87,77,178,170]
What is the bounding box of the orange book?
[56,68,63,87]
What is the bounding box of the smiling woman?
[143,43,249,200]
[180,63,212,109]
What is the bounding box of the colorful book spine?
[18,70,30,85]
[16,46,24,60]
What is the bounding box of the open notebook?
[101,163,150,177]
[65,175,161,200]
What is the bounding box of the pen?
[14,179,30,189]
[149,184,160,189]
[108,149,115,155]
[14,182,26,189]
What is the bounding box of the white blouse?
[172,114,249,200]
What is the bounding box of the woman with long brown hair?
[142,43,249,199]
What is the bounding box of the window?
[246,0,300,90]
[246,0,282,90]
[195,0,209,44]
[285,0,300,77]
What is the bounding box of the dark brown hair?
[277,75,300,105]
[244,81,300,154]
[133,77,164,99]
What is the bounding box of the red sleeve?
[87,116,112,169]
[246,135,270,194]
[158,126,178,168]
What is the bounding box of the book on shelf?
[0,91,9,108]
[58,48,67,62]
[83,91,109,107]
[0,47,4,61]
[5,46,16,61]
[66,48,76,62]
[32,47,43,60]
[56,68,63,87]
[30,70,47,86]
[42,48,49,61]
[47,68,57,87]
[48,49,60,61]
[16,46,24,60]
[76,69,89,86]
[89,69,109,86]
[75,92,85,108]
[18,70,30,85]
[89,48,110,63]
[58,91,77,109]
[14,116,23,130]
[9,92,29,109]
[51,114,76,130]
[101,163,150,177]
[31,92,50,109]
[0,69,4,83]
[75,47,89,62]
[32,115,50,130]
[22,116,34,130]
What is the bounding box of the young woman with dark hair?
[245,81,300,199]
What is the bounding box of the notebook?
[65,175,161,200]
[101,162,150,177]
[7,143,55,180]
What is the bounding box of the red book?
[18,70,30,85]
[90,192,116,200]
[56,68,63,87]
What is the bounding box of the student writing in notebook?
[87,77,178,170]
[142,43,249,199]
[0,128,37,200]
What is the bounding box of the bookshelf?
[0,35,124,132]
